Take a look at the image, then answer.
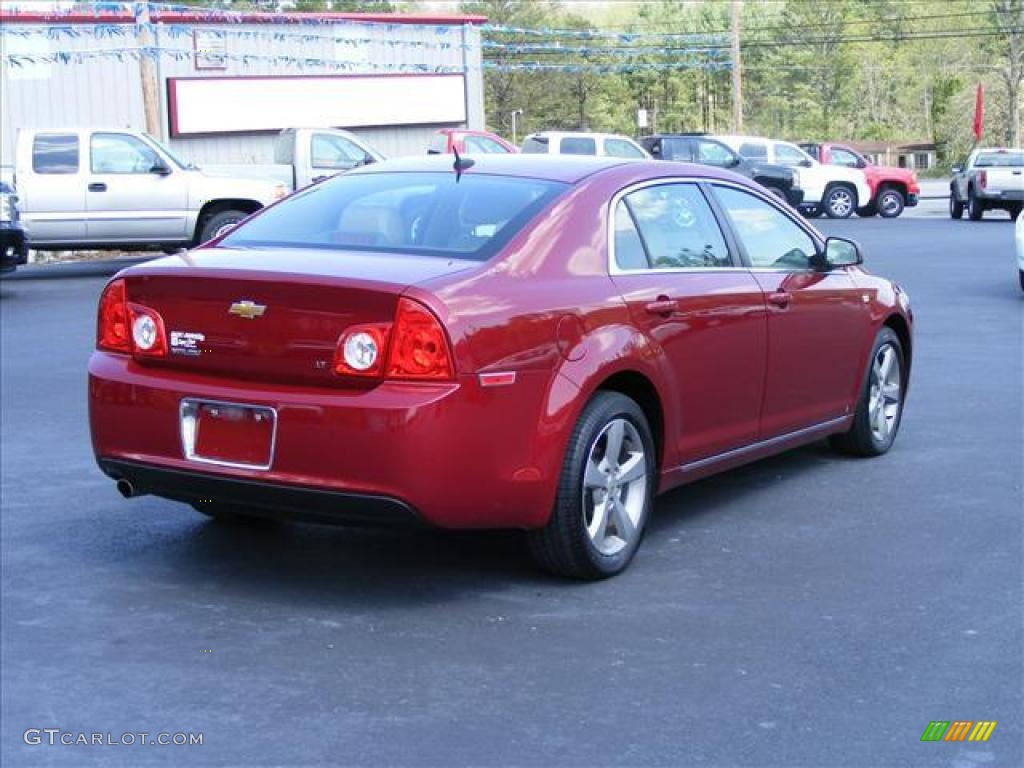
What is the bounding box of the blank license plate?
[181,400,276,470]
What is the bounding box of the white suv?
[521,132,650,160]
[715,135,870,219]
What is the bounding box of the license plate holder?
[180,399,276,470]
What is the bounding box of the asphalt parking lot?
[1,216,1021,767]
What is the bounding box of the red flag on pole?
[973,84,984,142]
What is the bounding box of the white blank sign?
[169,74,466,136]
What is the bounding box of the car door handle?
[644,297,677,316]
[768,291,792,309]
[88,182,107,192]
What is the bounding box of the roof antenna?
[452,146,474,182]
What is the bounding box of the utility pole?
[135,2,162,137]
[730,0,743,133]
[510,109,523,145]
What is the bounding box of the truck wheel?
[949,192,964,219]
[824,184,856,219]
[877,187,905,218]
[199,209,249,244]
[967,189,985,221]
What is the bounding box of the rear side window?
[32,134,79,174]
[560,137,596,156]
[222,171,567,262]
[617,183,731,269]
[604,138,646,158]
[464,135,509,154]
[661,138,691,161]
[522,136,549,154]
[975,151,1024,167]
[738,142,767,160]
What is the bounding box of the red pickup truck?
[799,142,920,218]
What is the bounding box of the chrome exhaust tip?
[116,479,135,499]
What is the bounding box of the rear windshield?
[221,172,567,261]
[522,136,549,154]
[975,151,1024,167]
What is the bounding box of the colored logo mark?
[921,721,996,742]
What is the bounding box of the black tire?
[949,192,964,220]
[1019,269,1024,292]
[1011,203,1023,220]
[856,204,878,218]
[876,186,905,218]
[829,327,906,458]
[967,188,984,221]
[763,184,788,203]
[824,184,857,219]
[198,209,250,244]
[527,391,656,580]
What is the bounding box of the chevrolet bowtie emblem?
[228,300,266,320]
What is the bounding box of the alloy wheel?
[827,188,854,218]
[868,343,902,444]
[879,191,902,216]
[581,418,648,556]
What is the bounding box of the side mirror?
[951,165,963,174]
[649,143,661,156]
[150,160,171,176]
[823,237,862,268]
[730,155,742,168]
[800,158,813,168]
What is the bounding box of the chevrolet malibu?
[89,156,912,579]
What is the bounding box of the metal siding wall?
[0,19,484,169]
[0,27,144,168]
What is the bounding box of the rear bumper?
[88,352,567,529]
[99,458,421,526]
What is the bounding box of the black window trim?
[706,180,826,273]
[607,178,743,275]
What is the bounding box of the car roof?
[349,153,635,184]
[525,131,638,141]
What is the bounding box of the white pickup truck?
[715,135,871,219]
[10,127,385,251]
[950,147,1024,220]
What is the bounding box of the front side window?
[311,134,365,169]
[830,147,862,167]
[617,183,731,270]
[696,140,737,168]
[32,134,79,174]
[91,133,161,174]
[428,133,448,154]
[604,138,646,158]
[713,185,817,270]
[774,143,812,166]
[221,172,567,262]
[660,138,690,161]
[560,137,596,156]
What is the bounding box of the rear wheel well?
[194,199,263,241]
[878,181,907,196]
[597,371,665,468]
[883,313,912,375]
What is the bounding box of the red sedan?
[89,156,912,579]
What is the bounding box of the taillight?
[386,298,453,380]
[332,298,453,382]
[334,325,389,377]
[128,304,168,357]
[97,279,129,352]
[96,278,168,357]
[978,170,987,189]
